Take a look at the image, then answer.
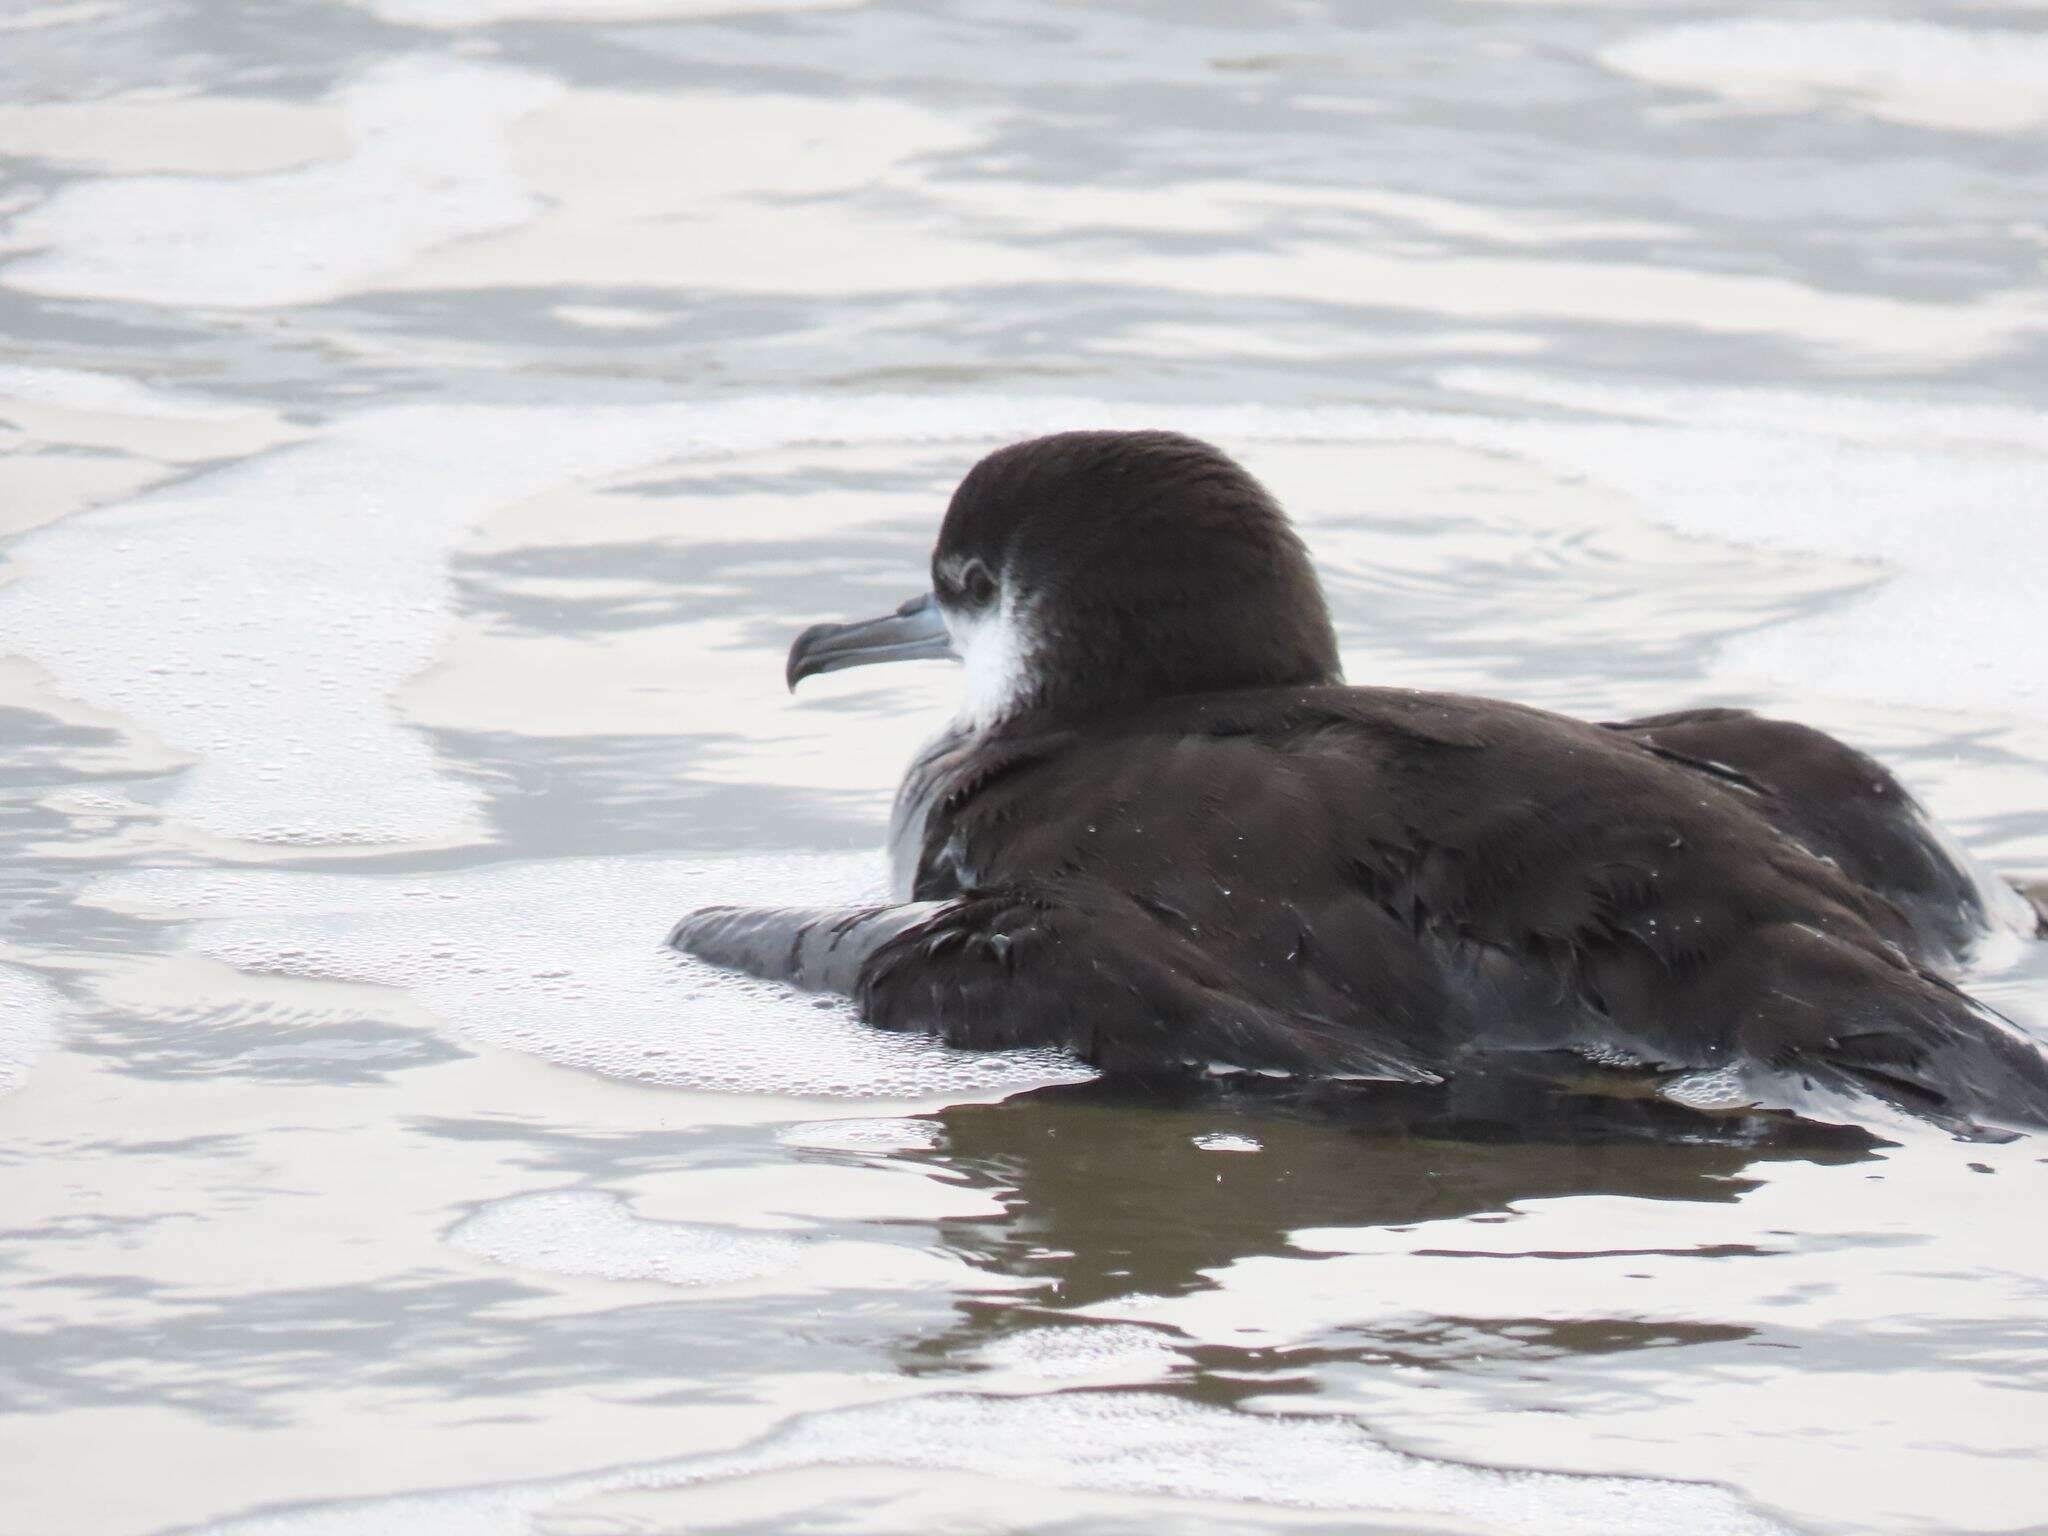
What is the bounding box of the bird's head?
[786,430,1342,727]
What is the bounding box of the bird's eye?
[961,562,997,606]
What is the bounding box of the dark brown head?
[787,431,1342,725]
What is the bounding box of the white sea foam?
[195,1388,1794,1536]
[978,1324,1185,1381]
[9,381,2042,851]
[446,1189,802,1286]
[1602,19,2048,131]
[0,965,60,1095]
[2,57,557,308]
[0,402,698,844]
[1437,370,2048,723]
[87,855,1094,1099]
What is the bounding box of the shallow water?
[4,1,2048,1532]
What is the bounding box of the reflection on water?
[917,1070,1883,1305]
[3,0,2048,1533]
[900,1073,1878,1387]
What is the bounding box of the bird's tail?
[1744,924,2048,1138]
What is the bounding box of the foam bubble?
[1658,1067,1752,1113]
[1191,1133,1263,1153]
[776,1118,944,1152]
[1602,19,2048,132]
[2,57,558,307]
[978,1325,1184,1381]
[0,964,60,1095]
[87,856,1095,1100]
[446,1190,801,1286]
[196,1389,1795,1536]
[1575,1042,1649,1069]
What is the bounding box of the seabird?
[672,430,2048,1134]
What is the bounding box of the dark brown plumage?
[674,431,2048,1135]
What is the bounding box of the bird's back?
[888,685,2048,1129]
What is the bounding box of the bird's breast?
[888,720,978,899]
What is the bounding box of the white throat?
[949,594,1033,730]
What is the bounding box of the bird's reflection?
[892,1059,1883,1385]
